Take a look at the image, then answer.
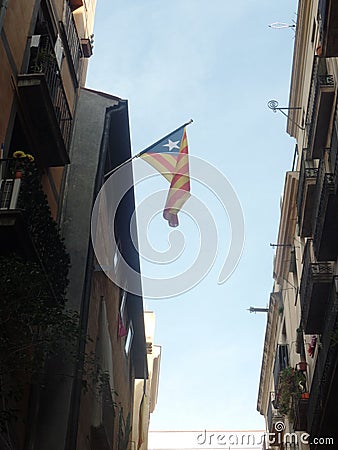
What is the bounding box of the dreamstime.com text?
[196,429,334,447]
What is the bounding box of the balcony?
[300,239,334,334]
[319,0,338,57]
[17,35,71,167]
[0,170,36,258]
[60,1,82,84]
[313,160,338,260]
[81,38,93,58]
[292,396,308,431]
[267,401,284,447]
[297,155,319,237]
[307,279,338,436]
[307,75,335,159]
[0,158,69,302]
[273,345,289,390]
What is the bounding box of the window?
[120,290,127,318]
[273,344,289,389]
[117,289,128,338]
[311,19,316,44]
[124,321,134,355]
[113,243,122,276]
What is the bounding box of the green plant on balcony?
[276,367,306,417]
[0,158,75,430]
[16,158,70,302]
[10,151,34,178]
[29,45,56,74]
[0,159,114,436]
[0,254,80,431]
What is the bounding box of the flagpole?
[103,154,137,179]
[103,119,193,179]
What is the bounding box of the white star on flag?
[163,139,180,152]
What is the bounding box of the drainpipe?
[0,0,9,33]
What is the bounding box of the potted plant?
[12,151,34,178]
[297,361,307,372]
[276,367,306,416]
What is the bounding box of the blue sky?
[87,0,298,434]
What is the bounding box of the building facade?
[0,2,152,449]
[0,1,95,448]
[132,312,161,450]
[0,0,95,216]
[257,1,338,449]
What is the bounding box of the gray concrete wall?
[33,88,120,450]
[62,88,119,312]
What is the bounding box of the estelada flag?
[138,123,191,227]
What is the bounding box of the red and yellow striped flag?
[139,124,191,227]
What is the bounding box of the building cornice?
[257,292,279,414]
[274,171,299,286]
[288,0,313,138]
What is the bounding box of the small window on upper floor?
[120,289,127,320]
[113,243,122,277]
[124,321,134,355]
[311,19,316,44]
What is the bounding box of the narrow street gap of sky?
[87,0,298,433]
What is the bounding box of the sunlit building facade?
[132,311,161,450]
[257,1,338,449]
[0,2,152,450]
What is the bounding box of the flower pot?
[298,361,307,371]
[301,392,309,399]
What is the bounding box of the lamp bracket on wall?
[270,243,292,248]
[248,307,269,314]
[267,100,305,130]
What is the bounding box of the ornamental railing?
[306,56,334,152]
[307,279,338,435]
[61,1,82,79]
[0,158,70,302]
[312,159,335,247]
[27,34,72,150]
[300,239,334,329]
[297,153,319,221]
[305,57,319,146]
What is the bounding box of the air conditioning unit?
[0,179,21,210]
[81,38,93,58]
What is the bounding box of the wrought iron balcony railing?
[297,153,319,237]
[318,0,338,57]
[300,239,334,334]
[307,279,338,436]
[306,57,319,141]
[61,1,82,83]
[291,395,308,431]
[27,34,72,151]
[0,158,70,302]
[312,159,336,258]
[306,57,335,159]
